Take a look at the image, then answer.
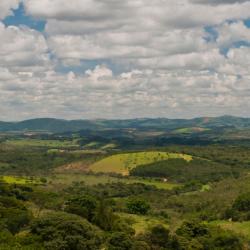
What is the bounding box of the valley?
[1,116,250,249]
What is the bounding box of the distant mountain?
[1,116,250,133]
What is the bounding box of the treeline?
[130,158,239,184]
[0,144,102,175]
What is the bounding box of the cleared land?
[90,151,192,175]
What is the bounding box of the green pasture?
[47,174,179,190]
[118,212,169,235]
[89,151,192,175]
[5,139,79,148]
[211,221,250,239]
[174,127,210,134]
[1,175,42,185]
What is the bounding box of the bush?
[126,198,150,215]
[108,232,133,250]
[65,195,98,221]
[233,193,250,212]
[31,212,103,250]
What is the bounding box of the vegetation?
[1,119,250,249]
[131,158,237,183]
[90,151,192,175]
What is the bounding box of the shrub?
[31,212,103,249]
[126,198,150,215]
[233,192,250,212]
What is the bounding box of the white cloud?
[216,21,250,47]
[1,0,250,119]
[0,22,50,71]
[0,0,20,20]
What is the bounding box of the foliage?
[126,198,150,215]
[233,192,250,212]
[31,212,103,250]
[65,195,98,221]
[90,151,191,175]
[131,158,236,183]
[0,196,32,234]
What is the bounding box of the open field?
[118,212,169,234]
[90,151,192,175]
[1,175,42,185]
[5,139,79,148]
[212,221,250,239]
[47,173,179,190]
[173,127,210,134]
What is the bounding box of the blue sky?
[3,3,46,32]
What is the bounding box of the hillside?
[1,116,250,133]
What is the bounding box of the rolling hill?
[1,115,250,133]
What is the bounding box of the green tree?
[93,199,117,231]
[65,195,97,221]
[31,212,103,250]
[108,232,133,250]
[233,192,250,211]
[126,198,150,215]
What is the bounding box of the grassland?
[1,175,42,185]
[47,173,179,190]
[212,221,250,239]
[118,212,169,234]
[90,151,192,175]
[5,139,79,148]
[174,127,210,134]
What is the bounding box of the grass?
[47,174,179,190]
[211,221,250,239]
[101,143,117,150]
[48,149,105,154]
[1,175,42,185]
[83,142,101,149]
[90,151,192,175]
[6,139,78,148]
[133,178,179,190]
[174,127,210,134]
[118,212,169,234]
[201,184,211,192]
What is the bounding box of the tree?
[176,220,209,239]
[149,225,171,248]
[31,212,103,250]
[93,198,117,231]
[126,198,150,215]
[233,192,250,212]
[65,195,97,221]
[108,232,133,250]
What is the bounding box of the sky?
[1,0,250,121]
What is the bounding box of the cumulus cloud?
[0,22,50,71]
[0,0,20,20]
[1,0,250,119]
[216,21,250,47]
